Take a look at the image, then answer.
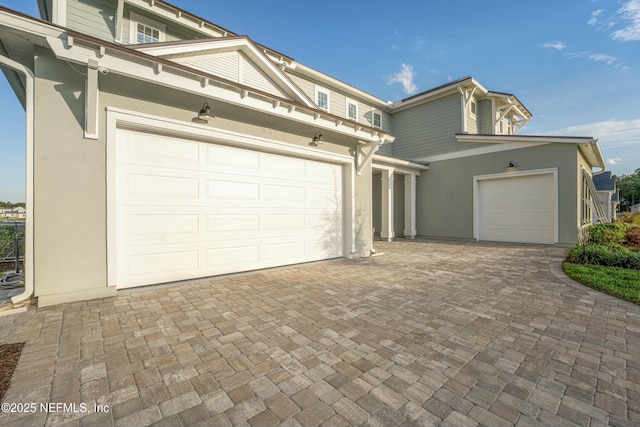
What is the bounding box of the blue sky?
[1,0,639,201]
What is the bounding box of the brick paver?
[0,239,638,426]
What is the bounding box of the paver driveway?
[0,239,638,427]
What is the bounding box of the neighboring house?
[632,204,640,214]
[0,1,606,306]
[592,171,619,222]
[0,206,26,219]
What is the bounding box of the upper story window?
[469,99,477,116]
[130,12,166,44]
[372,110,382,128]
[315,86,330,111]
[346,98,358,121]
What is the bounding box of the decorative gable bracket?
[356,139,384,175]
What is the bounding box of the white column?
[404,174,417,238]
[380,169,394,241]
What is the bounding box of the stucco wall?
[32,49,372,305]
[416,143,581,246]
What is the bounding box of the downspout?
[0,55,34,308]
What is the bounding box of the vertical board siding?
[67,0,116,40]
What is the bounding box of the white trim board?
[472,168,559,244]
[415,141,549,163]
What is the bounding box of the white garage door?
[115,129,344,288]
[477,173,555,244]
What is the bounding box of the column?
[403,174,417,238]
[380,169,394,241]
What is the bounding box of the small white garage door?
[477,173,556,244]
[115,129,344,288]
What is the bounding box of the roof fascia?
[46,31,392,144]
[135,37,316,108]
[455,133,596,145]
[372,153,429,173]
[292,62,391,108]
[455,133,606,169]
[389,77,488,112]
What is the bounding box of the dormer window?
[469,99,477,117]
[372,110,382,129]
[315,85,330,111]
[346,98,358,121]
[130,12,166,44]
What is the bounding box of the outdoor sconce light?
[309,131,323,147]
[192,102,214,123]
[506,161,517,172]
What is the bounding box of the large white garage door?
[477,173,555,244]
[115,129,344,288]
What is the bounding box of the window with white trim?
[469,99,477,116]
[346,98,358,121]
[315,86,330,111]
[372,110,382,128]
[129,12,166,44]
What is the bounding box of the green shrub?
[565,244,640,270]
[587,222,630,245]
[618,212,640,226]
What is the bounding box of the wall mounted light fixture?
[192,102,214,123]
[309,131,323,147]
[506,161,517,172]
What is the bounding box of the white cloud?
[388,64,418,95]
[608,157,623,165]
[547,118,640,150]
[588,53,619,64]
[612,0,640,41]
[588,9,605,25]
[542,41,567,50]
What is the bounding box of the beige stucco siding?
[32,49,372,305]
[416,143,581,246]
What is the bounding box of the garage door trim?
[106,108,356,287]
[473,168,558,243]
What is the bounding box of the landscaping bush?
[618,212,640,226]
[625,227,640,248]
[586,222,629,245]
[565,244,640,270]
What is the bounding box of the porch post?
[380,169,395,241]
[404,174,417,238]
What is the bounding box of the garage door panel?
[206,144,261,170]
[207,214,260,232]
[207,180,261,200]
[120,131,201,167]
[126,250,199,277]
[115,129,344,288]
[477,173,555,244]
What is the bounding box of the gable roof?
[593,171,616,191]
[134,36,316,108]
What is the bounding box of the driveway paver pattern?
[0,239,638,426]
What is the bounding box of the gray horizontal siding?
[285,72,389,129]
[67,0,115,40]
[389,93,464,159]
[122,6,205,44]
[478,99,492,134]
